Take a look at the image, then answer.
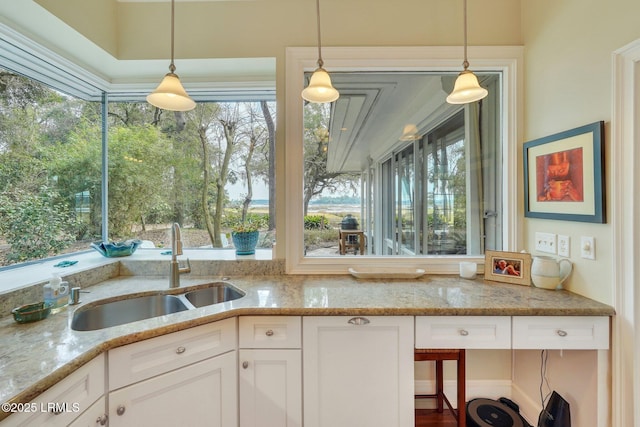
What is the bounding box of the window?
[0,36,276,269]
[286,46,522,274]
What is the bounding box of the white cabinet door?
[68,397,108,427]
[1,354,105,427]
[303,316,414,427]
[239,349,302,427]
[109,351,237,427]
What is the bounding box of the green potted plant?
[231,221,260,255]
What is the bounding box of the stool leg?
[436,360,444,413]
[458,350,466,427]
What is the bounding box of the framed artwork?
[484,250,532,286]
[523,121,605,223]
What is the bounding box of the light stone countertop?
[0,272,614,421]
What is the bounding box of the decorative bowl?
[91,239,142,258]
[12,302,53,323]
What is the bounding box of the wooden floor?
[415,409,459,427]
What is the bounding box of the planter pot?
[231,230,259,255]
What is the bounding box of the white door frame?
[611,38,640,427]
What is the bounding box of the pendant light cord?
[169,0,176,73]
[315,0,324,68]
[462,0,469,70]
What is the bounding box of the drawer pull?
[556,329,568,337]
[242,361,249,369]
[265,329,274,337]
[176,346,186,354]
[348,317,370,326]
[459,329,469,336]
[52,408,63,415]
[96,414,108,425]
[117,405,126,416]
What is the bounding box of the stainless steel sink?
[71,282,245,331]
[71,294,189,331]
[183,282,245,308]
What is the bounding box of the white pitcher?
[531,256,573,290]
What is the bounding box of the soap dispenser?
[44,273,69,313]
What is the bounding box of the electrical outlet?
[557,235,570,257]
[535,232,557,254]
[581,236,595,260]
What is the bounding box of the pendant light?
[301,0,339,103]
[446,0,488,104]
[147,0,196,111]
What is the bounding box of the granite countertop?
[0,273,614,420]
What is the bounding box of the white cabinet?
[303,316,414,427]
[68,397,108,427]
[1,354,105,427]
[415,316,511,349]
[108,319,237,427]
[512,316,610,349]
[239,316,302,427]
[108,352,236,427]
[109,318,236,390]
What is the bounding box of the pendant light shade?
[446,0,488,105]
[147,0,195,111]
[446,69,488,104]
[302,0,339,103]
[302,66,339,103]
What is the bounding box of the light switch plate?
[581,236,595,260]
[557,235,570,257]
[535,232,557,254]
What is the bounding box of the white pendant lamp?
[147,0,196,111]
[446,0,488,105]
[301,0,339,103]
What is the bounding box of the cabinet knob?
[117,405,126,416]
[348,317,370,326]
[176,346,186,354]
[242,361,249,369]
[459,329,469,336]
[556,329,568,337]
[96,414,108,425]
[265,329,274,337]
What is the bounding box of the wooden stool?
[414,349,466,427]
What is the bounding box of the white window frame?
[285,46,523,274]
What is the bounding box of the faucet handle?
[179,258,191,274]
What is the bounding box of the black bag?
[537,391,571,427]
[466,397,533,427]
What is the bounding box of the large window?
[0,67,275,268]
[286,46,522,273]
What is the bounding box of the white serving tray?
[348,267,426,279]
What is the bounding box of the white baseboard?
[414,379,512,409]
[510,383,540,426]
[414,380,537,426]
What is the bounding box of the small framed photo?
[484,250,532,286]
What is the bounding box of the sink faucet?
[170,223,191,288]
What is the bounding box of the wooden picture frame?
[523,121,605,223]
[484,250,532,286]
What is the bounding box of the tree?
[303,102,359,215]
[260,101,276,230]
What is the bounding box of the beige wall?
[518,1,640,424]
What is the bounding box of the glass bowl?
[90,239,142,257]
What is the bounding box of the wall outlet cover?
[557,235,570,257]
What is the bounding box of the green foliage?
[0,187,79,262]
[304,228,339,249]
[304,214,330,230]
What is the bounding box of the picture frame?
[523,121,605,223]
[484,250,532,286]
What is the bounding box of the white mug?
[459,261,477,279]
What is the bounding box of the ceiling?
[325,72,460,172]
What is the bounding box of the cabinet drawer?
[239,316,301,349]
[415,316,511,349]
[2,354,105,427]
[512,316,610,349]
[109,317,236,390]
